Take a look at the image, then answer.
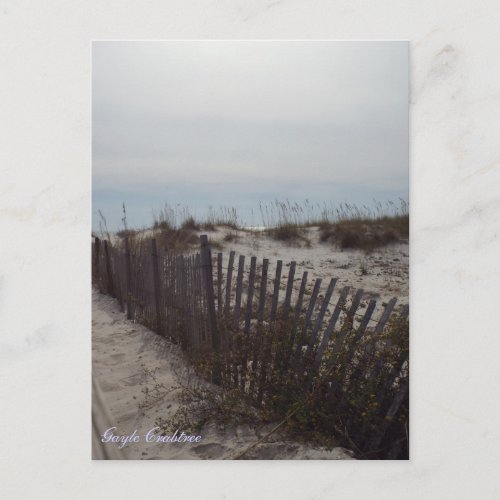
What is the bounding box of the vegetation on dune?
[319,214,409,252]
[96,198,409,252]
[144,307,409,459]
[260,199,408,250]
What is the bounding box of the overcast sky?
[92,41,408,230]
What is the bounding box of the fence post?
[103,240,114,297]
[151,238,163,335]
[200,235,221,385]
[124,236,132,320]
[200,235,220,351]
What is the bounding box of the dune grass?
[260,199,408,250]
[97,199,408,251]
[319,214,409,251]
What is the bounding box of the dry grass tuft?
[319,215,409,251]
[181,216,200,231]
[155,227,199,252]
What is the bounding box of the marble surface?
[1,1,499,498]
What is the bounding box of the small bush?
[319,215,408,251]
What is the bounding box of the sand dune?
[92,289,354,460]
[204,226,409,307]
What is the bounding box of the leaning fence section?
[92,234,409,459]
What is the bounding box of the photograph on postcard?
[92,41,409,460]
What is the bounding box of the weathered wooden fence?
[92,234,409,459]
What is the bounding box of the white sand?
[96,225,408,308]
[92,289,354,460]
[203,226,409,307]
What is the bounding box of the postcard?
[92,40,409,460]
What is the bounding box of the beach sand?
[92,289,355,460]
[203,226,408,307]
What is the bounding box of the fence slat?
[193,254,202,345]
[371,297,408,397]
[359,299,377,332]
[151,239,163,335]
[293,277,322,368]
[192,256,200,348]
[286,271,308,358]
[93,237,100,282]
[233,255,245,329]
[195,253,206,343]
[241,256,257,390]
[231,254,246,385]
[341,298,377,393]
[244,256,257,335]
[367,297,399,382]
[123,237,132,319]
[278,271,308,385]
[217,252,223,317]
[373,297,397,334]
[312,286,350,375]
[251,258,269,394]
[283,261,296,318]
[169,252,174,338]
[104,240,115,298]
[376,306,409,401]
[174,255,182,343]
[181,255,188,346]
[270,260,282,322]
[224,250,236,320]
[256,260,282,404]
[326,288,365,370]
[304,278,337,359]
[368,377,409,451]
